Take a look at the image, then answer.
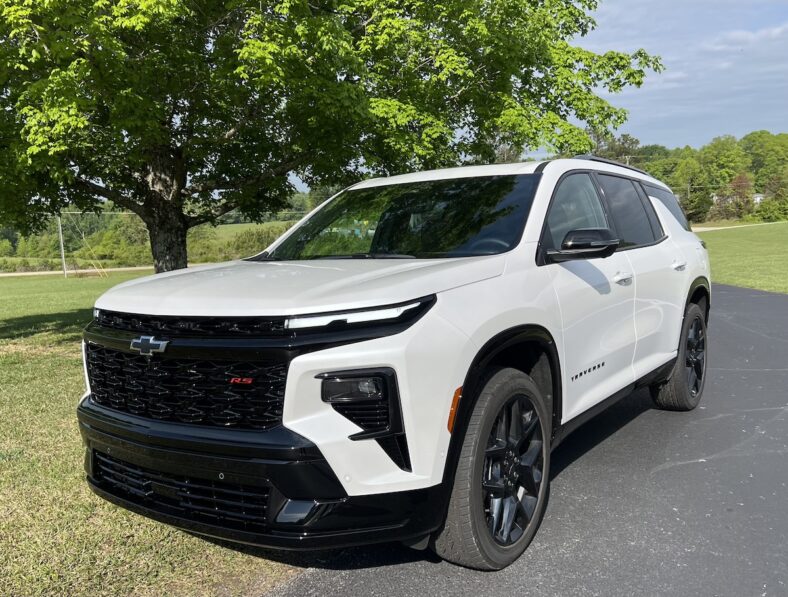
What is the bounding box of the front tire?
[650,302,708,411]
[432,368,551,570]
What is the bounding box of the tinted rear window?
[597,174,656,248]
[644,183,691,230]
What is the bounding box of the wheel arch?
[687,275,711,322]
[441,325,562,488]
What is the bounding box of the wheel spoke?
[517,463,539,495]
[498,496,517,543]
[522,440,542,467]
[496,406,510,443]
[509,400,522,443]
[488,496,502,535]
[520,495,537,521]
[687,367,698,393]
[693,358,704,381]
[522,414,539,444]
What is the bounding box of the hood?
[95,256,506,316]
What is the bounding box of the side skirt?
[550,356,677,450]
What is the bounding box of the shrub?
[754,199,788,222]
[229,223,293,259]
[0,238,13,257]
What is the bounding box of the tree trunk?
[145,207,189,273]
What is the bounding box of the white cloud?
[704,21,788,51]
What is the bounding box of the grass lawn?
[692,219,749,229]
[0,274,293,597]
[698,220,788,294]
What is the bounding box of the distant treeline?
[586,130,788,223]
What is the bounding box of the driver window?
[544,174,608,250]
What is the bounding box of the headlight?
[284,296,435,330]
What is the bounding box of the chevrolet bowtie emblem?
[130,335,169,356]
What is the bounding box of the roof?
[352,158,669,190]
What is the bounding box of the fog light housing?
[321,375,386,403]
[317,368,411,471]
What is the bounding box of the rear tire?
[650,302,708,411]
[432,368,551,570]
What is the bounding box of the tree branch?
[186,200,240,227]
[74,178,145,216]
[184,154,306,195]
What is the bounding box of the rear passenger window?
[597,174,656,248]
[644,183,691,231]
[543,173,608,250]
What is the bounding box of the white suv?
[77,156,710,570]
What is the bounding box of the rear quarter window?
[643,183,691,231]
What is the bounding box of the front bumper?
[78,398,445,550]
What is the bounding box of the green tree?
[0,0,661,271]
[740,130,788,193]
[698,135,751,196]
[671,156,712,222]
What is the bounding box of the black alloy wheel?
[432,367,551,570]
[650,301,708,411]
[685,315,706,397]
[482,395,544,545]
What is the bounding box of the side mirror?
[545,228,620,263]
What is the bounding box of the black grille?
[94,452,270,532]
[332,400,390,434]
[86,344,286,429]
[95,309,287,337]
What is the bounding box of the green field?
[0,274,293,597]
[698,221,788,294]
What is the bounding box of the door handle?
[672,260,687,271]
[613,271,633,285]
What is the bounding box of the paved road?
[262,284,788,597]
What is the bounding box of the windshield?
[260,174,540,260]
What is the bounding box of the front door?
[541,172,637,422]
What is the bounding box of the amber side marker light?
[447,387,462,432]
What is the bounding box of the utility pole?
[56,215,67,278]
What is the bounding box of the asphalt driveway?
[264,284,788,597]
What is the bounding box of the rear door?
[595,174,684,379]
[540,172,637,422]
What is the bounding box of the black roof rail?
[572,154,650,177]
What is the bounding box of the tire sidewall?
[466,369,551,569]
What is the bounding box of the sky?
[581,0,788,148]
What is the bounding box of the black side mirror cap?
[545,228,620,263]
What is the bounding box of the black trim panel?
[79,399,445,548]
[87,480,445,550]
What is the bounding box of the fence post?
[56,215,67,278]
